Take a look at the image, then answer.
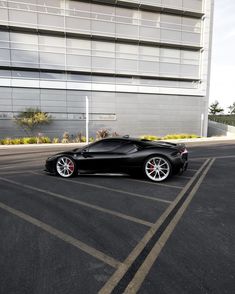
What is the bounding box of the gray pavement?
[0,140,234,294]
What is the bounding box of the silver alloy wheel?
[56,156,75,178]
[145,157,171,182]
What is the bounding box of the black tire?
[55,156,77,178]
[143,155,172,182]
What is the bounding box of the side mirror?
[81,148,88,157]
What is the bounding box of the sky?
[209,0,235,112]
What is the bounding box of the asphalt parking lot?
[0,140,234,294]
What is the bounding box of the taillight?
[180,148,188,155]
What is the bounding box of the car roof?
[100,137,178,149]
[101,137,142,143]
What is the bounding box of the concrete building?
[0,0,214,138]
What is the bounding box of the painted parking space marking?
[0,201,120,269]
[98,158,211,294]
[0,176,153,227]
[187,168,198,172]
[31,172,172,205]
[124,178,183,189]
[122,158,216,293]
[174,175,192,180]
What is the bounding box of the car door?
[79,139,127,172]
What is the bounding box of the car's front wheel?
[144,156,172,182]
[56,156,77,178]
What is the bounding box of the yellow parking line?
[98,158,211,294]
[0,176,153,228]
[123,158,216,293]
[31,172,172,205]
[0,201,120,269]
[125,178,183,189]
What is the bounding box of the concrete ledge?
[208,120,235,137]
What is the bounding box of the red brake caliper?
[68,162,74,172]
[149,160,155,172]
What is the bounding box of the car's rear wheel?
[144,156,172,182]
[56,156,77,178]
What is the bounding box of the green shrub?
[14,107,52,136]
[38,136,51,143]
[89,137,95,142]
[52,137,60,143]
[11,138,22,145]
[140,134,199,141]
[0,138,12,145]
[140,135,161,141]
[20,137,37,144]
[163,134,198,140]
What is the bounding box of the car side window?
[117,143,139,154]
[88,140,123,152]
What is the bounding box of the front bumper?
[45,159,56,174]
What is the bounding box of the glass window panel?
[0,7,8,23]
[160,63,180,76]
[39,52,65,68]
[160,48,180,63]
[139,61,159,74]
[92,57,115,71]
[116,59,138,72]
[139,45,159,61]
[39,35,65,53]
[10,32,38,50]
[182,32,201,44]
[12,70,39,79]
[140,11,160,27]
[116,7,139,25]
[163,0,182,9]
[182,17,201,32]
[67,74,91,82]
[0,1,8,8]
[91,76,115,84]
[161,29,181,42]
[38,14,64,28]
[9,10,37,25]
[0,31,9,48]
[37,0,63,14]
[0,69,11,77]
[91,20,115,36]
[116,43,138,55]
[115,77,134,84]
[116,24,139,38]
[66,17,91,33]
[181,50,200,65]
[67,55,91,69]
[92,41,115,57]
[91,3,115,21]
[183,0,202,12]
[181,64,199,77]
[11,49,39,65]
[139,27,160,41]
[161,14,181,30]
[40,72,66,80]
[67,38,91,55]
[66,1,90,17]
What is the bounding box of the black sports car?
[45,137,188,182]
